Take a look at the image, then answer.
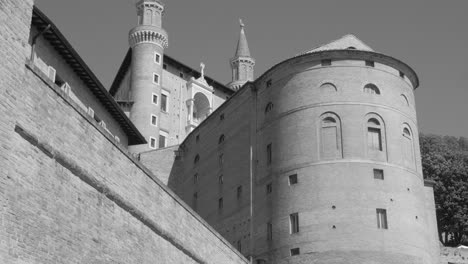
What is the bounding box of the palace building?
[0,0,440,263]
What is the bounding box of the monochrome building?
[0,0,440,263]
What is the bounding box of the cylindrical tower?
[253,41,438,263]
[128,0,168,153]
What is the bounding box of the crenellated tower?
[227,19,255,91]
[128,0,168,153]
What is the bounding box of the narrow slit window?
[267,143,272,165]
[290,213,299,234]
[376,208,388,229]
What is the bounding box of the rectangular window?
[159,131,168,148]
[218,174,223,185]
[149,137,156,149]
[367,127,382,151]
[376,208,388,229]
[161,92,169,112]
[321,59,332,66]
[267,222,272,241]
[152,93,158,105]
[218,198,223,210]
[290,248,300,256]
[153,73,160,84]
[179,72,184,78]
[237,240,241,252]
[193,192,198,210]
[267,143,272,165]
[151,114,158,126]
[219,154,224,166]
[163,63,167,70]
[193,174,198,184]
[237,186,242,200]
[373,169,384,180]
[266,183,272,194]
[290,213,299,234]
[289,174,298,185]
[365,60,375,67]
[154,52,161,64]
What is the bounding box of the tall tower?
[128,0,168,153]
[227,20,255,91]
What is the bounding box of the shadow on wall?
[138,145,181,188]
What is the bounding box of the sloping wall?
[0,1,248,263]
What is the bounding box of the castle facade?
[0,0,440,263]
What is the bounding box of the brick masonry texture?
[0,1,248,263]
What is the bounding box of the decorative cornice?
[136,1,164,15]
[129,27,168,48]
[230,57,255,66]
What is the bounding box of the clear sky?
[36,0,468,138]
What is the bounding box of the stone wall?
[440,247,468,264]
[0,1,248,263]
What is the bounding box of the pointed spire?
[235,19,251,57]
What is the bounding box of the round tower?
[253,36,439,264]
[128,0,168,153]
[227,19,255,91]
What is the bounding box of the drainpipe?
[30,24,51,62]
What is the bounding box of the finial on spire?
[239,19,245,28]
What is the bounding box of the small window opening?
[267,222,272,241]
[376,208,388,229]
[290,248,300,256]
[153,73,160,84]
[266,79,272,88]
[399,71,405,78]
[373,169,384,180]
[237,186,242,200]
[193,173,198,184]
[196,134,200,142]
[265,102,274,114]
[220,113,225,121]
[290,213,299,234]
[321,59,332,66]
[266,183,272,194]
[218,197,223,210]
[289,174,298,185]
[365,60,375,67]
[219,134,225,144]
[266,143,272,165]
[194,154,200,165]
[218,174,224,185]
[149,137,156,149]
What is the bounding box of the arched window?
[347,46,356,50]
[402,126,414,166]
[218,134,225,144]
[194,154,200,165]
[320,83,337,93]
[364,84,380,95]
[320,113,342,159]
[265,102,274,114]
[367,118,382,151]
[401,94,409,106]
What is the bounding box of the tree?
[420,134,468,246]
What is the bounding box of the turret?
[227,19,255,91]
[128,0,168,153]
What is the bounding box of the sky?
[36,0,468,138]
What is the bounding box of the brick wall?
[0,1,247,263]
